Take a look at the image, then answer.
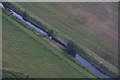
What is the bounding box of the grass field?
[2,11,97,78]
[13,2,118,74]
[1,68,28,78]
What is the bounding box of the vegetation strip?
[2,3,114,77]
[2,2,118,77]
[3,14,86,78]
[2,11,97,78]
[12,2,118,76]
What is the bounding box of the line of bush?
[1,2,101,70]
[2,2,55,37]
[2,2,119,78]
[2,2,91,67]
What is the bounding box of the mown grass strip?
[3,14,86,78]
[3,11,97,78]
[14,3,118,72]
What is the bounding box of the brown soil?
[58,2,118,49]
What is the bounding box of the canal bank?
[1,2,112,78]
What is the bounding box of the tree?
[47,29,54,36]
[2,2,12,9]
[65,41,78,57]
[22,11,29,21]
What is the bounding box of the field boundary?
[2,11,97,78]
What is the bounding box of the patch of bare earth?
[58,2,118,50]
[57,2,118,66]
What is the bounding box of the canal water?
[1,3,111,78]
[10,10,48,35]
[75,54,110,78]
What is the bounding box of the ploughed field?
[2,12,96,78]
[13,2,118,72]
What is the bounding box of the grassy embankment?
[2,11,96,78]
[13,2,118,75]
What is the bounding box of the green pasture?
[2,12,96,78]
[12,2,118,74]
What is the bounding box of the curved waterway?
[1,3,111,78]
[75,54,110,78]
[10,10,48,35]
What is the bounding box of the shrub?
[2,2,51,36]
[22,11,29,21]
[47,29,54,36]
[65,41,78,57]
